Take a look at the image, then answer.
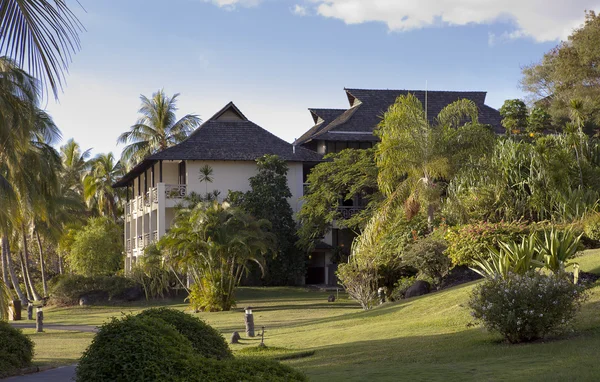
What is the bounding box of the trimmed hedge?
[49,275,141,306]
[137,308,232,360]
[188,357,307,382]
[0,321,34,378]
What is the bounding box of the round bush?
[468,272,586,343]
[0,321,34,378]
[76,315,196,382]
[584,213,600,241]
[137,308,232,360]
[188,357,307,382]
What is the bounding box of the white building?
[113,102,322,272]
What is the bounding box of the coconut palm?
[198,164,214,196]
[83,153,123,220]
[60,138,91,194]
[118,90,201,166]
[375,93,495,230]
[160,201,275,311]
[0,0,82,97]
[0,277,9,320]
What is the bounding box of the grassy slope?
[31,249,600,381]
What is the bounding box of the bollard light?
[245,307,253,315]
[36,306,43,333]
[244,306,255,337]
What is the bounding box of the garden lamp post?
[244,306,255,337]
[36,306,43,333]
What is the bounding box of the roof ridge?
[344,87,488,93]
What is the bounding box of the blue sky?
[46,0,598,157]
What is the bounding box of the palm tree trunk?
[21,227,41,301]
[1,240,12,300]
[2,236,27,304]
[19,252,33,302]
[35,229,48,297]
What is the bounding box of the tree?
[376,93,495,230]
[499,99,529,135]
[297,148,380,251]
[198,164,214,197]
[118,90,201,166]
[66,217,123,276]
[229,155,304,285]
[0,0,83,97]
[83,153,123,220]
[159,201,275,312]
[521,11,600,127]
[60,139,91,194]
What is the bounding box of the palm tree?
[0,0,82,97]
[118,90,201,166]
[198,164,214,196]
[0,277,9,320]
[160,201,275,312]
[83,153,123,220]
[376,93,494,229]
[60,138,91,194]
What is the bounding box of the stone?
[79,296,89,306]
[230,331,241,344]
[404,280,431,298]
[328,294,336,302]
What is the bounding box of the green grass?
[26,249,600,381]
[22,329,95,367]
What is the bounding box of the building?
[112,102,322,272]
[296,88,503,285]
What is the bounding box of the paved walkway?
[9,323,98,333]
[4,366,77,382]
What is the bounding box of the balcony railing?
[165,184,187,199]
[145,191,151,207]
[152,187,158,203]
[152,230,158,242]
[125,202,131,216]
[126,239,131,252]
[144,233,150,247]
[337,206,364,219]
[137,196,144,211]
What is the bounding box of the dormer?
[345,89,362,108]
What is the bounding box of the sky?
[45,0,600,157]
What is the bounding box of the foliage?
[66,217,123,277]
[375,93,496,229]
[499,99,528,134]
[0,278,9,320]
[445,221,530,266]
[188,357,307,382]
[403,237,450,287]
[470,234,543,279]
[129,244,173,300]
[297,148,380,251]
[229,155,305,285]
[137,308,232,360]
[82,153,123,220]
[118,90,201,166]
[537,228,583,273]
[0,321,34,378]
[527,107,552,133]
[390,276,416,300]
[337,260,378,310]
[469,272,586,343]
[583,213,600,241]
[76,315,196,382]
[49,274,138,306]
[159,201,276,311]
[521,11,600,128]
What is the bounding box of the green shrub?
[403,237,451,286]
[0,321,34,378]
[445,221,530,266]
[390,276,416,300]
[471,234,542,279]
[137,308,232,360]
[468,272,586,343]
[49,274,140,306]
[584,213,600,241]
[188,357,307,382]
[76,315,196,382]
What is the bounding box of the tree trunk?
[427,204,435,232]
[2,236,27,304]
[21,227,41,301]
[58,254,63,274]
[19,251,33,302]
[35,229,48,297]
[1,239,12,299]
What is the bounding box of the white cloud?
[203,0,261,10]
[292,4,308,16]
[308,0,600,42]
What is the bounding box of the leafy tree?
[66,217,123,276]
[499,99,529,135]
[376,93,495,230]
[229,155,304,285]
[118,90,201,166]
[521,11,600,127]
[527,107,552,133]
[0,0,83,97]
[297,148,380,251]
[83,153,123,220]
[159,201,275,311]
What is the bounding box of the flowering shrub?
[445,221,530,266]
[468,272,586,343]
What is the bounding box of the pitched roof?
[296,88,504,145]
[113,102,322,188]
[295,108,346,145]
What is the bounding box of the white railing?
[151,187,158,203]
[126,239,131,252]
[137,196,143,211]
[152,230,158,243]
[125,202,131,216]
[165,184,187,199]
[145,191,151,207]
[337,206,363,219]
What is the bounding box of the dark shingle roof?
[295,108,346,145]
[297,88,504,145]
[113,102,322,188]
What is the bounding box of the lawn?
[24,249,600,381]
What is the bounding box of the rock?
[79,296,90,306]
[78,291,109,306]
[404,280,431,298]
[328,294,336,302]
[230,331,241,344]
[116,286,144,302]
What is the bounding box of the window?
[178,161,186,184]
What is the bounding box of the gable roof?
[295,108,346,145]
[113,102,322,188]
[296,88,504,145]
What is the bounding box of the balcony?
[337,206,364,219]
[165,184,187,199]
